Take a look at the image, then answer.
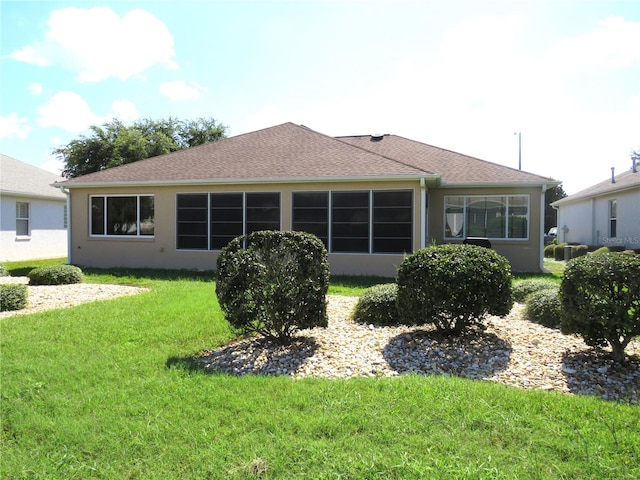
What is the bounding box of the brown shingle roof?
[552,168,640,206]
[59,122,556,187]
[337,134,555,185]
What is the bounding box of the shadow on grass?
[81,266,217,282]
[167,336,320,376]
[383,329,512,379]
[560,350,640,403]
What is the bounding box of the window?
[16,202,29,236]
[292,192,329,248]
[609,199,617,237]
[292,189,413,254]
[444,195,529,240]
[90,195,154,237]
[176,192,281,250]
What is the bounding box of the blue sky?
[1,0,639,194]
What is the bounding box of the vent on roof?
[611,167,616,184]
[370,133,384,141]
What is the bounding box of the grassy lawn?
[1,259,638,479]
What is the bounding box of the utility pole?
[514,131,521,170]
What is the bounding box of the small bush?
[353,283,398,326]
[570,245,589,258]
[524,287,561,328]
[592,246,610,255]
[215,230,329,341]
[396,244,513,335]
[543,244,555,258]
[554,243,568,261]
[513,279,558,303]
[28,265,83,285]
[0,284,28,311]
[560,253,640,363]
[0,264,9,277]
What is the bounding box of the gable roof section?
[1,154,66,200]
[337,134,555,185]
[58,122,557,188]
[552,168,640,206]
[59,123,430,187]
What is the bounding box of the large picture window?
[292,189,413,254]
[90,195,154,237]
[176,192,281,250]
[444,195,529,240]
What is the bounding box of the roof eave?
[439,180,560,189]
[0,189,67,201]
[552,183,639,206]
[56,174,441,189]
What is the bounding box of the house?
[1,154,68,261]
[551,162,640,249]
[56,123,559,276]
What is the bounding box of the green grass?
[2,259,638,479]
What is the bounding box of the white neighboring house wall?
[0,154,68,261]
[552,167,640,249]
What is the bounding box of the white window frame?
[16,201,30,237]
[89,194,155,238]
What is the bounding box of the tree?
[55,117,227,178]
[544,184,567,232]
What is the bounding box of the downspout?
[57,185,71,264]
[540,184,547,272]
[420,178,427,249]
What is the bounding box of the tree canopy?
[55,117,227,178]
[545,184,567,231]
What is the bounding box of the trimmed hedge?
[524,287,561,328]
[28,265,83,285]
[513,279,558,303]
[543,244,555,258]
[553,243,568,261]
[560,252,640,363]
[570,244,589,259]
[0,284,28,311]
[396,244,513,335]
[0,264,9,277]
[353,283,398,326]
[215,230,329,341]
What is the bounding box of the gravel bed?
[200,296,640,404]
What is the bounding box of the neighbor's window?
[609,199,617,237]
[90,195,154,237]
[444,195,529,239]
[292,189,413,254]
[16,202,29,236]
[176,192,281,250]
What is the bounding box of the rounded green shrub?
[215,230,330,341]
[553,243,568,261]
[0,264,10,277]
[396,244,513,335]
[28,265,83,285]
[560,253,640,363]
[524,287,561,328]
[571,244,589,258]
[513,279,558,303]
[543,244,555,258]
[353,283,398,326]
[0,284,28,311]
[592,246,610,255]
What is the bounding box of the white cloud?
[159,80,208,100]
[28,83,43,95]
[10,7,177,82]
[37,91,109,132]
[111,99,139,121]
[0,113,32,139]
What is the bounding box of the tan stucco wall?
[67,181,544,276]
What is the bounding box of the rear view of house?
[1,154,68,261]
[57,123,559,276]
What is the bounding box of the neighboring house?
[1,154,68,261]
[551,163,640,249]
[57,123,558,276]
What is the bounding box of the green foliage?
[0,284,28,311]
[28,265,83,285]
[215,230,330,341]
[513,279,559,303]
[0,264,9,276]
[571,244,589,258]
[543,244,555,258]
[554,243,568,261]
[524,287,561,328]
[396,244,513,334]
[353,283,399,326]
[592,246,610,255]
[544,184,566,232]
[560,253,640,362]
[55,117,227,178]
